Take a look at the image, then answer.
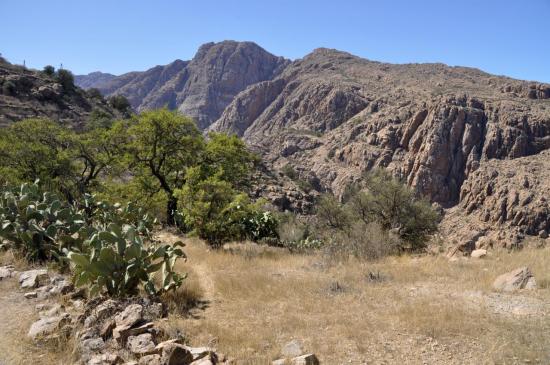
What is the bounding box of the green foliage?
[242,210,279,243]
[124,108,203,225]
[0,118,125,200]
[108,95,131,113]
[2,80,16,96]
[177,172,248,246]
[68,225,186,297]
[281,163,298,180]
[42,65,55,76]
[87,88,103,100]
[56,69,74,92]
[0,181,185,298]
[315,169,440,253]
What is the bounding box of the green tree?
[42,65,55,76]
[124,108,204,225]
[56,69,74,92]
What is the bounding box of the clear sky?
[1,0,549,82]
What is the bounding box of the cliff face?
[76,41,289,129]
[209,48,550,245]
[0,60,119,128]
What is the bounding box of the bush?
[56,69,74,92]
[87,88,103,100]
[68,225,186,297]
[323,221,399,261]
[242,210,279,242]
[281,163,298,180]
[109,95,131,113]
[316,194,350,230]
[2,80,16,96]
[43,65,55,76]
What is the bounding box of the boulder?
[155,340,193,365]
[138,355,162,365]
[281,339,304,357]
[493,267,537,292]
[87,352,122,365]
[471,249,487,259]
[19,269,49,289]
[115,304,143,329]
[28,313,70,340]
[290,354,319,365]
[127,333,156,355]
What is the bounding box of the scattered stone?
[290,354,319,365]
[138,354,161,365]
[471,249,487,259]
[0,265,16,280]
[281,339,304,357]
[272,360,288,365]
[87,352,123,365]
[127,333,156,355]
[155,340,193,365]
[49,276,74,294]
[28,313,70,340]
[24,291,38,299]
[100,318,116,339]
[19,269,49,289]
[493,267,537,292]
[115,304,143,329]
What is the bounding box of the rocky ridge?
[76,41,289,129]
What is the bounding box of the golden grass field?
[1,233,550,364]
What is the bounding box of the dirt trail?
[155,231,217,301]
[0,279,63,365]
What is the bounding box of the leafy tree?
[124,108,204,225]
[42,65,55,76]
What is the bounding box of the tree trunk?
[166,196,178,226]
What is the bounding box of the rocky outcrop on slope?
[76,41,290,129]
[74,72,116,89]
[0,60,120,127]
[441,150,550,250]
[209,47,550,244]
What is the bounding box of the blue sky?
[1,0,549,82]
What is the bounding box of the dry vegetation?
[157,232,550,365]
[2,235,550,364]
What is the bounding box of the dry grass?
[155,233,550,364]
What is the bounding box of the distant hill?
[0,59,120,128]
[74,71,116,89]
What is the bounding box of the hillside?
[209,47,550,248]
[0,59,121,128]
[76,41,289,129]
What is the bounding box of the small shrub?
[281,163,298,180]
[242,210,279,242]
[42,65,55,76]
[2,80,16,96]
[87,88,103,100]
[56,69,75,92]
[315,194,350,230]
[109,95,131,113]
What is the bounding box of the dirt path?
[0,279,64,365]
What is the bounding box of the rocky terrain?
[207,46,550,248]
[76,41,289,129]
[0,59,120,128]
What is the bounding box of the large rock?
[19,269,49,289]
[471,249,487,259]
[28,313,71,340]
[290,354,319,365]
[493,267,537,292]
[127,333,156,355]
[0,265,16,280]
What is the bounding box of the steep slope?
[0,60,120,128]
[210,48,550,245]
[76,41,289,129]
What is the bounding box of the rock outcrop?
[76,41,290,129]
[0,60,121,127]
[209,47,550,244]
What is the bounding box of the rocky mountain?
[0,59,120,128]
[74,71,116,89]
[209,47,550,248]
[76,41,289,129]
